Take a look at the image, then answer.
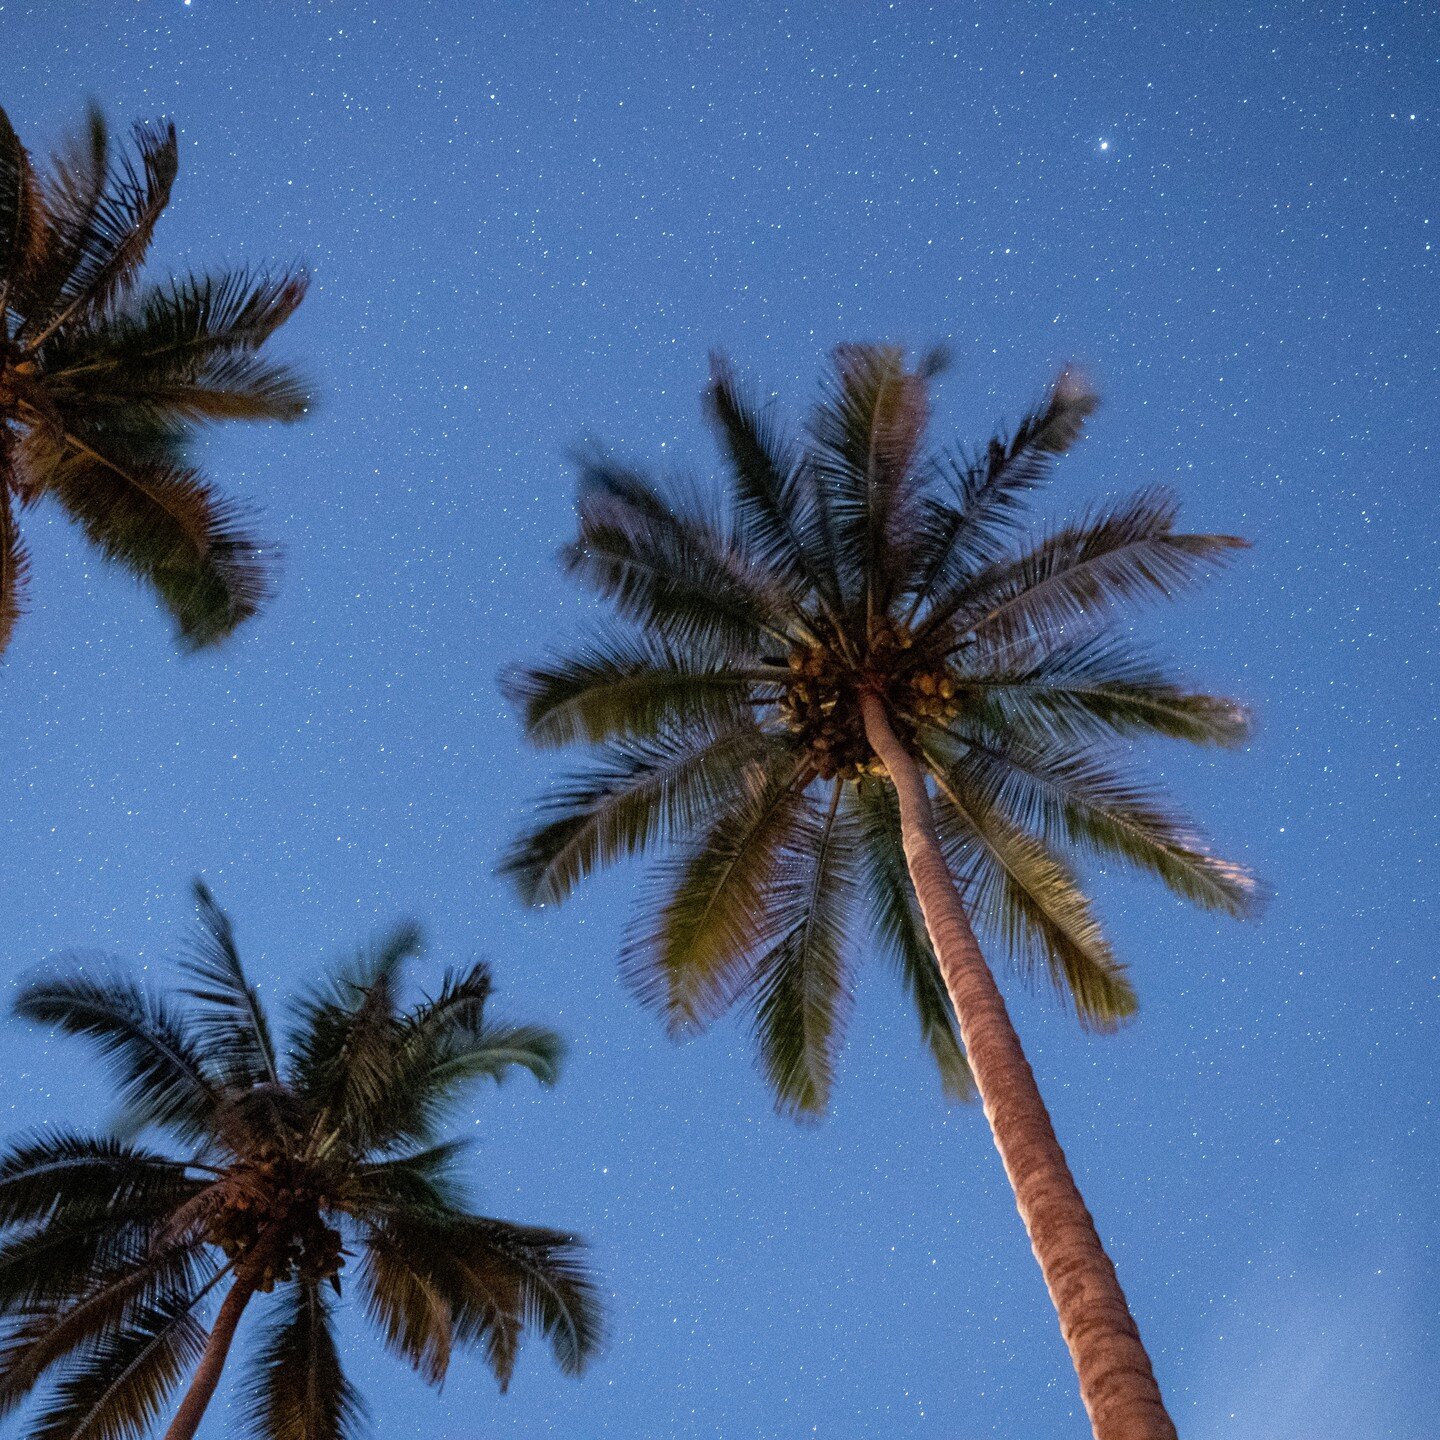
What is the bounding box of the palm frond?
[808,344,929,617]
[28,1286,212,1440]
[27,432,274,650]
[956,488,1246,650]
[748,782,857,1118]
[0,106,48,315]
[948,732,1260,917]
[902,368,1098,612]
[928,741,1137,1028]
[0,1240,215,1421]
[0,1134,200,1231]
[0,486,29,657]
[243,1281,364,1440]
[974,632,1253,748]
[706,353,839,610]
[850,779,973,1101]
[364,1214,600,1392]
[24,105,108,321]
[621,748,808,1031]
[289,923,421,1144]
[376,964,566,1145]
[179,880,280,1089]
[504,628,768,748]
[21,117,177,348]
[501,722,778,907]
[13,973,218,1141]
[566,455,799,650]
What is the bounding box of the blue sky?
[2,2,1435,1435]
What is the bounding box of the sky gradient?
[2,2,1436,1436]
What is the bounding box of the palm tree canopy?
[0,103,310,657]
[0,883,602,1440]
[504,345,1259,1117]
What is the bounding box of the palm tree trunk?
[161,1262,262,1440]
[860,692,1177,1440]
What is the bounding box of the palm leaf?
[903,368,1098,614]
[21,118,177,352]
[974,632,1253,748]
[501,721,777,907]
[0,1134,200,1230]
[566,456,799,649]
[289,923,421,1146]
[927,740,1137,1028]
[948,733,1260,917]
[179,880,280,1088]
[243,1281,364,1440]
[0,105,48,314]
[505,628,768,748]
[0,485,28,656]
[0,1241,215,1421]
[28,1285,213,1440]
[621,747,809,1031]
[808,344,930,618]
[957,488,1245,649]
[748,782,858,1117]
[13,973,218,1141]
[850,779,973,1101]
[706,353,840,610]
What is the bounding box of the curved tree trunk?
[860,693,1177,1440]
[161,1262,262,1440]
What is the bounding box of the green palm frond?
[929,742,1137,1029]
[0,487,28,655]
[29,1285,213,1440]
[902,368,1099,613]
[809,344,931,616]
[749,782,858,1117]
[0,1135,201,1230]
[180,882,280,1089]
[24,431,274,650]
[13,974,218,1142]
[0,107,47,313]
[360,1211,601,1393]
[953,487,1245,650]
[974,633,1253,748]
[621,747,809,1031]
[566,456,800,649]
[949,733,1260,917]
[502,722,778,907]
[244,1281,364,1440]
[851,779,973,1101]
[376,963,565,1146]
[706,354,840,610]
[21,118,177,349]
[505,629,771,748]
[289,924,421,1147]
[0,1240,215,1421]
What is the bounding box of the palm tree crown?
[505,345,1259,1116]
[0,104,310,658]
[0,883,601,1440]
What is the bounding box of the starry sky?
[2,2,1436,1436]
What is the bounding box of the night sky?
[2,3,1436,1437]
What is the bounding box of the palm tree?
[0,103,310,658]
[503,346,1258,1440]
[0,882,602,1440]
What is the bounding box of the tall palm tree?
[0,882,602,1440]
[0,103,309,658]
[503,346,1258,1440]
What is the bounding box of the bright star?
[1099,139,1110,152]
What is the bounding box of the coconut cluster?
[206,1151,344,1292]
[777,619,963,782]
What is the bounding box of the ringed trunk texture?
[161,1263,261,1440]
[860,692,1177,1440]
